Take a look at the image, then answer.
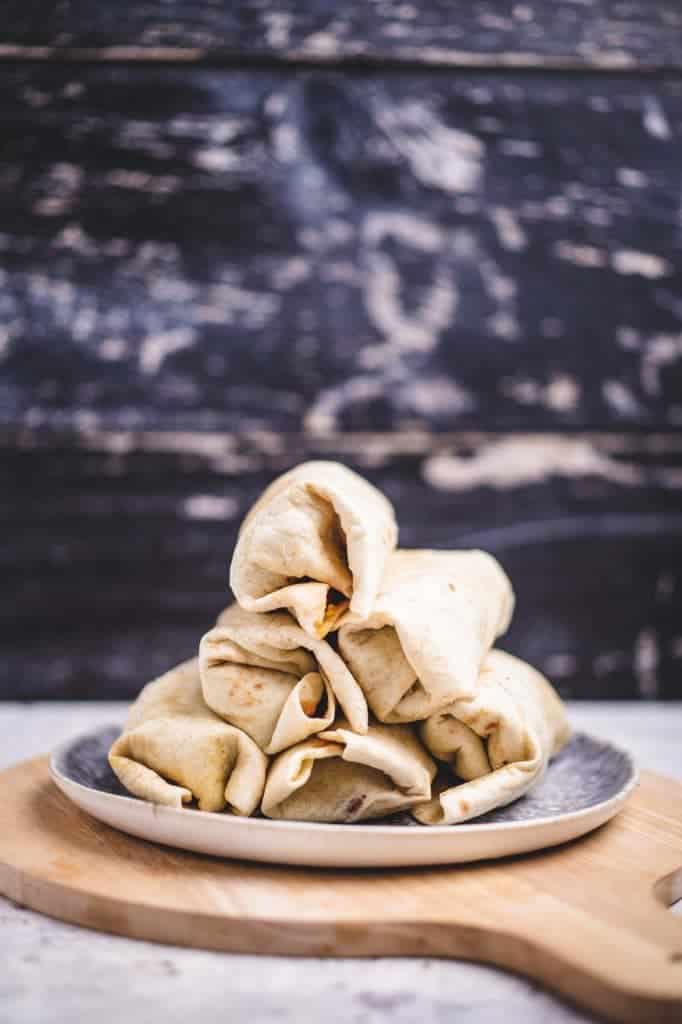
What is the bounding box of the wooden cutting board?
[1,756,681,1023]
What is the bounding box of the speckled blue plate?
[50,728,638,867]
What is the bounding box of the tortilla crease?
[109,659,268,814]
[230,461,398,638]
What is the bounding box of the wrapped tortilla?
[413,650,571,825]
[200,604,368,750]
[261,721,436,822]
[108,659,267,814]
[338,549,515,723]
[230,461,398,638]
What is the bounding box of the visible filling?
[300,679,329,719]
[315,589,350,637]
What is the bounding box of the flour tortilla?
[261,720,436,823]
[108,659,267,814]
[230,461,398,637]
[338,549,515,723]
[413,649,571,825]
[200,603,368,749]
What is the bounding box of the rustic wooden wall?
[2,3,681,700]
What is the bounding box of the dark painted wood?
[2,432,681,701]
[1,66,681,434]
[2,13,681,704]
[2,1,682,69]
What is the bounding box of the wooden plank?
[2,432,682,700]
[1,2,682,69]
[1,759,682,1023]
[1,66,681,433]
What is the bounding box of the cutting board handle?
[446,805,682,1024]
[486,864,682,1023]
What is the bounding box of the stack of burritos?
[110,461,570,825]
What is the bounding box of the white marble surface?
[1,702,681,1024]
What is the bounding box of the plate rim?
[49,725,640,838]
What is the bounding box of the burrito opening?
[299,677,329,719]
[292,575,350,637]
[315,588,350,637]
[308,485,348,560]
[296,487,352,593]
[305,487,353,629]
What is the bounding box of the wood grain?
[0,756,681,1022]
[0,66,680,433]
[1,1,681,69]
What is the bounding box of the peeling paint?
[423,436,641,491]
[611,249,670,279]
[139,328,196,375]
[642,96,671,140]
[554,240,606,268]
[262,11,292,49]
[98,338,129,362]
[363,212,441,253]
[304,376,387,435]
[362,212,457,353]
[491,207,527,251]
[182,494,239,520]
[398,376,474,417]
[193,148,237,173]
[272,257,310,290]
[502,374,579,412]
[487,311,519,340]
[634,627,659,697]
[616,168,649,188]
[545,374,580,412]
[377,100,483,193]
[602,380,642,418]
[641,334,682,396]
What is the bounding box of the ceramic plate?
[49,728,638,868]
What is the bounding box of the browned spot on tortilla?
[227,685,257,707]
[459,799,470,814]
[346,796,365,816]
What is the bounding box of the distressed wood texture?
[2,432,681,701]
[1,66,681,433]
[2,1,682,69]
[2,21,682,703]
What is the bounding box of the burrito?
[108,659,268,814]
[412,650,571,825]
[261,721,436,823]
[338,549,515,723]
[200,604,368,750]
[230,461,398,638]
